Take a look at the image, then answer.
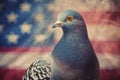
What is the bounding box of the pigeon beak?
[52,21,63,28]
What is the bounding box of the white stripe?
[0,52,50,69]
[87,25,120,41]
[54,24,120,41]
[96,53,120,69]
[0,52,120,69]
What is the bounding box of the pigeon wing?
[22,56,51,80]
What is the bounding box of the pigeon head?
[52,10,87,34]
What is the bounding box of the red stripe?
[54,11,120,25]
[0,68,120,80]
[0,41,119,54]
[91,41,120,54]
[81,11,120,25]
[99,69,120,80]
[0,68,25,80]
[0,47,54,53]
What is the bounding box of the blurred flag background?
[0,0,120,80]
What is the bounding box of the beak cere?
[52,21,63,28]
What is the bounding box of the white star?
[20,23,32,34]
[34,13,44,23]
[7,12,18,23]
[0,24,4,33]
[6,33,19,44]
[20,2,31,12]
[34,34,47,43]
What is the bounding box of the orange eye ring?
[67,15,73,21]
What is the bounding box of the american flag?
[0,0,120,80]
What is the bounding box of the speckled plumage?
[22,10,99,80]
[22,57,51,80]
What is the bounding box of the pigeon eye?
[67,15,73,22]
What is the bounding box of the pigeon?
[22,10,99,80]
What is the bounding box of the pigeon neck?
[62,27,88,41]
[52,26,91,69]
